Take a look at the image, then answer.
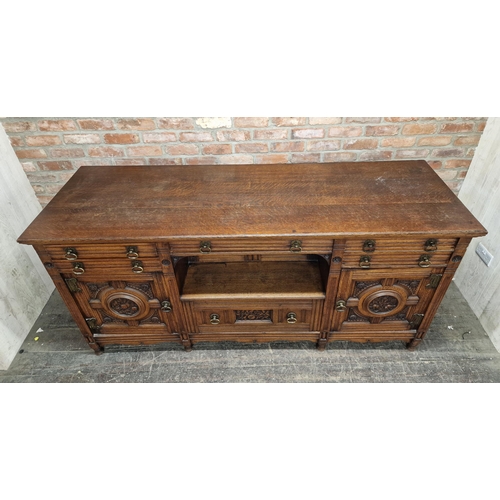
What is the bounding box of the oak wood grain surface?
[181,261,325,300]
[17,161,487,244]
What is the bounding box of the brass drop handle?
[359,256,371,268]
[336,300,347,312]
[65,248,78,260]
[424,239,438,252]
[418,255,431,267]
[161,300,172,313]
[126,246,139,259]
[210,313,220,325]
[286,312,297,324]
[200,241,212,253]
[363,239,376,252]
[132,260,144,273]
[72,262,85,275]
[290,240,302,253]
[418,255,431,268]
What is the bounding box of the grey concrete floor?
[1,282,500,382]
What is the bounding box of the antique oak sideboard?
[18,161,487,354]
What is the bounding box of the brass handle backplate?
[126,246,139,259]
[132,260,144,273]
[161,300,172,313]
[409,313,424,330]
[85,317,100,333]
[336,300,347,312]
[200,241,212,253]
[424,239,438,252]
[359,256,371,268]
[72,262,85,275]
[210,313,220,325]
[418,255,431,268]
[363,240,376,252]
[286,312,297,324]
[65,277,82,293]
[65,248,78,260]
[290,240,302,253]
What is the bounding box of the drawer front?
[170,237,333,256]
[342,237,457,269]
[344,238,458,254]
[341,251,452,269]
[184,299,324,334]
[55,257,162,277]
[45,243,158,261]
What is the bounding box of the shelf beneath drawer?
[180,260,326,300]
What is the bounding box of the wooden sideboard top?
[18,161,487,244]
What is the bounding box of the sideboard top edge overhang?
[18,161,487,245]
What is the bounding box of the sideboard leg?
[182,338,193,352]
[406,338,422,351]
[317,338,327,351]
[89,342,104,355]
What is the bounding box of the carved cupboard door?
[62,273,180,343]
[331,268,444,338]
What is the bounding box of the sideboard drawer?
[55,257,162,277]
[169,237,333,256]
[342,237,457,268]
[344,238,458,254]
[185,298,324,334]
[341,251,452,269]
[46,243,158,261]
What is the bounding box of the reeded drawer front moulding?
[18,161,487,354]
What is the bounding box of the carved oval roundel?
[357,286,408,318]
[99,287,151,320]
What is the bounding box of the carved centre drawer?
[185,298,323,336]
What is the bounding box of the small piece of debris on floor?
[447,325,454,330]
[36,328,43,333]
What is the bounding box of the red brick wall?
[1,117,487,205]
